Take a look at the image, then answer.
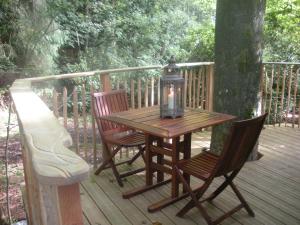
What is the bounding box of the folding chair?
[175,113,267,225]
[92,90,146,187]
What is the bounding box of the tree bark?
[211,0,266,158]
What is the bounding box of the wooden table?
[99,106,235,212]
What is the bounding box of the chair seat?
[104,131,145,147]
[178,151,219,180]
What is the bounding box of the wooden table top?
[99,106,236,138]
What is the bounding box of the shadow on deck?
[80,126,300,225]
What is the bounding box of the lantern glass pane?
[160,77,184,118]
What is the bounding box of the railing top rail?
[263,62,300,65]
[10,79,89,186]
[24,62,215,83]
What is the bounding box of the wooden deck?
[80,126,300,225]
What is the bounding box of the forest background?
[0,0,299,84]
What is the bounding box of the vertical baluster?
[53,89,58,117]
[138,79,142,108]
[206,64,214,112]
[274,65,281,125]
[262,66,268,114]
[82,84,88,160]
[285,66,293,127]
[260,64,266,114]
[73,87,80,154]
[151,77,155,106]
[196,67,201,108]
[279,65,287,126]
[188,69,192,107]
[192,69,196,108]
[267,64,274,124]
[145,79,149,107]
[201,67,206,109]
[157,77,160,106]
[131,79,135,109]
[292,68,299,128]
[63,87,68,128]
[90,86,97,168]
[184,69,188,107]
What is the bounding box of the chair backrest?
[215,113,267,176]
[92,90,129,136]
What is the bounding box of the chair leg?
[94,145,121,175]
[95,145,124,187]
[127,145,145,165]
[206,170,239,202]
[110,159,124,187]
[228,179,254,217]
[175,167,213,225]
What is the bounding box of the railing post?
[100,73,112,92]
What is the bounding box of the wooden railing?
[10,80,89,225]
[260,62,300,127]
[33,62,214,168]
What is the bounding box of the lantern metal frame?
[160,57,185,119]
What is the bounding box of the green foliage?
[181,23,215,61]
[263,0,300,61]
[0,0,299,80]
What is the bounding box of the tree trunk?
[210,0,266,159]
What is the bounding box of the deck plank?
[81,126,300,225]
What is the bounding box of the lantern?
[160,56,185,119]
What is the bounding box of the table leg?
[171,136,180,198]
[156,137,164,182]
[145,134,154,186]
[123,134,171,199]
[183,133,191,192]
[147,136,190,212]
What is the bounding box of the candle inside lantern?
[168,87,174,110]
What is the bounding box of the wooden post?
[57,184,84,225]
[100,73,112,92]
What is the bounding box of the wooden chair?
[175,113,267,225]
[92,90,146,187]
